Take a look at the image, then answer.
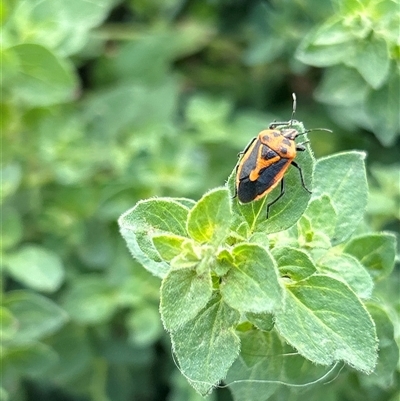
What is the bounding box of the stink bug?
[235,93,331,218]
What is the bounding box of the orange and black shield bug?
[235,93,331,218]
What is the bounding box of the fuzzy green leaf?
[272,247,316,281]
[303,194,337,239]
[297,214,332,249]
[171,295,240,396]
[226,330,334,400]
[187,187,232,244]
[318,253,374,299]
[119,198,192,277]
[275,275,377,373]
[343,233,396,280]
[220,244,282,313]
[152,234,187,261]
[160,269,213,332]
[312,151,368,245]
[361,303,399,388]
[245,312,274,331]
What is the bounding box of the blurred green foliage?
[1,0,399,401]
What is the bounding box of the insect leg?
[266,179,285,218]
[291,161,311,193]
[269,121,291,129]
[296,141,309,151]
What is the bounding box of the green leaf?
[275,275,377,373]
[98,26,212,86]
[1,46,19,85]
[0,206,23,250]
[45,324,92,382]
[186,187,232,244]
[226,330,334,400]
[6,245,65,292]
[214,249,235,277]
[343,233,396,280]
[3,291,68,344]
[365,73,400,146]
[175,198,197,209]
[337,0,365,14]
[226,330,280,400]
[186,95,233,143]
[296,20,355,67]
[3,342,58,377]
[84,79,179,137]
[127,306,163,347]
[168,370,218,401]
[311,18,355,46]
[244,36,285,66]
[315,65,368,106]
[303,194,337,239]
[61,276,118,324]
[9,0,114,56]
[8,43,77,106]
[152,234,187,261]
[0,162,22,201]
[271,247,316,281]
[160,269,213,332]
[297,214,332,249]
[318,253,374,299]
[119,198,191,277]
[171,295,240,396]
[0,307,18,342]
[312,151,368,245]
[247,231,270,247]
[166,240,205,271]
[348,34,390,89]
[220,244,282,313]
[297,40,354,68]
[360,303,399,388]
[245,312,274,331]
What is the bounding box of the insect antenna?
[295,127,332,139]
[305,128,333,134]
[290,92,297,125]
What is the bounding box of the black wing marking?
[255,158,288,196]
[239,141,279,180]
[238,158,288,203]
